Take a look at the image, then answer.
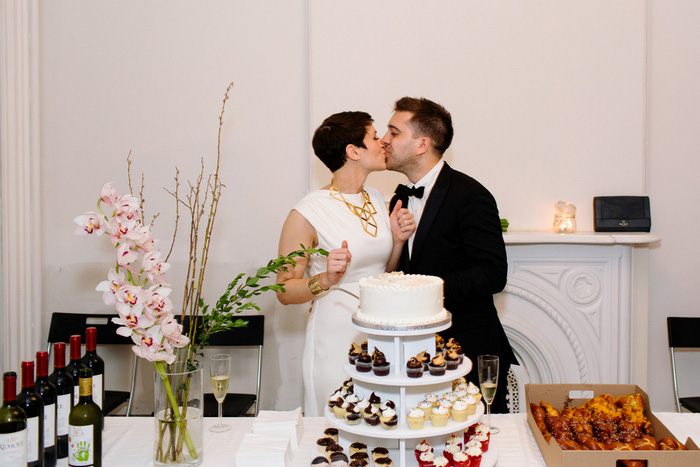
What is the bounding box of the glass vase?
[153,361,204,466]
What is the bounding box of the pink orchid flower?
[115,194,141,222]
[131,326,175,364]
[159,313,190,350]
[144,286,173,319]
[143,251,171,285]
[111,311,156,338]
[100,182,118,208]
[133,225,158,252]
[116,243,138,267]
[73,212,105,237]
[95,269,125,306]
[107,216,138,247]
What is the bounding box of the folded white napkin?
[235,432,292,467]
[252,408,303,448]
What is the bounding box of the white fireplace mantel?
[496,230,660,396]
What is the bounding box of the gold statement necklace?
[329,180,378,237]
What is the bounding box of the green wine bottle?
[68,368,102,467]
[0,372,28,466]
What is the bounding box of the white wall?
[2,0,694,411]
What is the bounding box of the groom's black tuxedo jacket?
[391,163,517,410]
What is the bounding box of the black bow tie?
[395,184,425,199]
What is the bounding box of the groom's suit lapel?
[410,163,452,268]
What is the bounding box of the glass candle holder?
[553,201,576,233]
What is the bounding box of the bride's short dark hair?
[312,111,373,172]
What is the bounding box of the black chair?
[667,316,700,413]
[182,315,264,417]
[46,312,138,416]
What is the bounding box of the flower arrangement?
[73,83,324,464]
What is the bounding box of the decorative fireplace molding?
[496,232,660,398]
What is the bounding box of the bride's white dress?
[293,187,392,416]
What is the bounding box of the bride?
[276,111,415,416]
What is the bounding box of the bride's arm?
[276,209,351,304]
[385,200,415,272]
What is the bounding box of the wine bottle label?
[0,428,27,466]
[26,416,40,462]
[57,393,71,435]
[57,458,69,467]
[44,402,56,447]
[68,424,94,466]
[92,374,103,409]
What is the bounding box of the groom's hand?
[322,240,351,288]
[390,200,416,242]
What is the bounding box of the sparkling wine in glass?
[209,354,231,433]
[478,354,500,434]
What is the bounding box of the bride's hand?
[321,240,351,288]
[390,200,416,242]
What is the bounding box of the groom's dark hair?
[312,111,373,172]
[394,97,453,155]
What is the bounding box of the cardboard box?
[525,384,700,467]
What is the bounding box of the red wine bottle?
[36,351,57,466]
[17,361,44,467]
[65,335,85,406]
[81,328,104,412]
[0,371,28,466]
[49,343,74,463]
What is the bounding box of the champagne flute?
[478,354,500,434]
[209,354,231,432]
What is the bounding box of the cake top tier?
[359,271,443,289]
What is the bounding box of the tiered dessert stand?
[324,311,498,466]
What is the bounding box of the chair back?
[667,316,700,412]
[47,312,131,347]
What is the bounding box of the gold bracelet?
[308,273,328,296]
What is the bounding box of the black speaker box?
[593,196,651,232]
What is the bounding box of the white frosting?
[453,451,469,462]
[415,441,431,452]
[408,408,424,418]
[419,451,435,462]
[434,456,450,467]
[381,408,396,418]
[467,382,480,395]
[466,443,483,456]
[452,400,468,411]
[356,272,447,325]
[417,400,432,410]
[476,423,490,435]
[445,443,461,455]
[464,395,477,405]
[432,405,449,416]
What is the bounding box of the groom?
[384,97,516,413]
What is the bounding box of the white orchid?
[73,212,105,237]
[95,268,125,306]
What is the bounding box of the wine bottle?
[65,335,84,407]
[36,351,58,467]
[68,368,102,467]
[17,360,44,467]
[80,328,104,412]
[0,372,28,466]
[49,343,74,465]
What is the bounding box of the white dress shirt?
[407,160,444,257]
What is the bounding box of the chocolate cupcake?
[364,412,380,426]
[360,340,368,352]
[355,352,372,373]
[371,447,389,461]
[372,354,390,377]
[325,443,343,458]
[406,357,424,378]
[348,460,368,467]
[428,354,447,376]
[344,406,362,425]
[311,456,330,466]
[435,333,445,352]
[348,343,362,365]
[416,351,431,371]
[368,392,381,407]
[350,452,369,462]
[323,427,338,442]
[445,350,460,370]
[374,458,393,466]
[349,442,367,455]
[316,437,335,453]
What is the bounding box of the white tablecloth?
[103,412,700,466]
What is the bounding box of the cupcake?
[311,456,330,466]
[467,382,482,403]
[329,452,349,467]
[445,350,460,370]
[425,392,439,407]
[464,395,477,415]
[442,391,457,404]
[454,384,468,399]
[465,439,483,466]
[433,455,450,467]
[344,393,359,405]
[452,343,465,363]
[428,354,446,376]
[446,337,459,349]
[323,427,338,442]
[328,391,343,411]
[362,403,378,420]
[325,443,344,459]
[435,334,445,351]
[374,458,393,466]
[430,404,450,427]
[348,343,362,365]
[452,377,467,391]
[372,354,390,377]
[371,447,389,462]
[418,450,435,467]
[360,340,368,352]
[355,352,372,372]
[443,443,461,464]
[368,391,381,408]
[350,452,369,463]
[348,460,368,467]
[414,440,433,461]
[356,399,370,415]
[344,405,362,425]
[407,408,425,430]
[416,351,431,371]
[349,442,367,456]
[445,432,462,449]
[451,451,471,467]
[417,400,433,421]
[475,423,491,451]
[332,398,346,419]
[342,378,354,392]
[451,400,469,422]
[380,408,398,430]
[406,357,424,378]
[379,400,396,412]
[364,412,380,427]
[316,437,335,453]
